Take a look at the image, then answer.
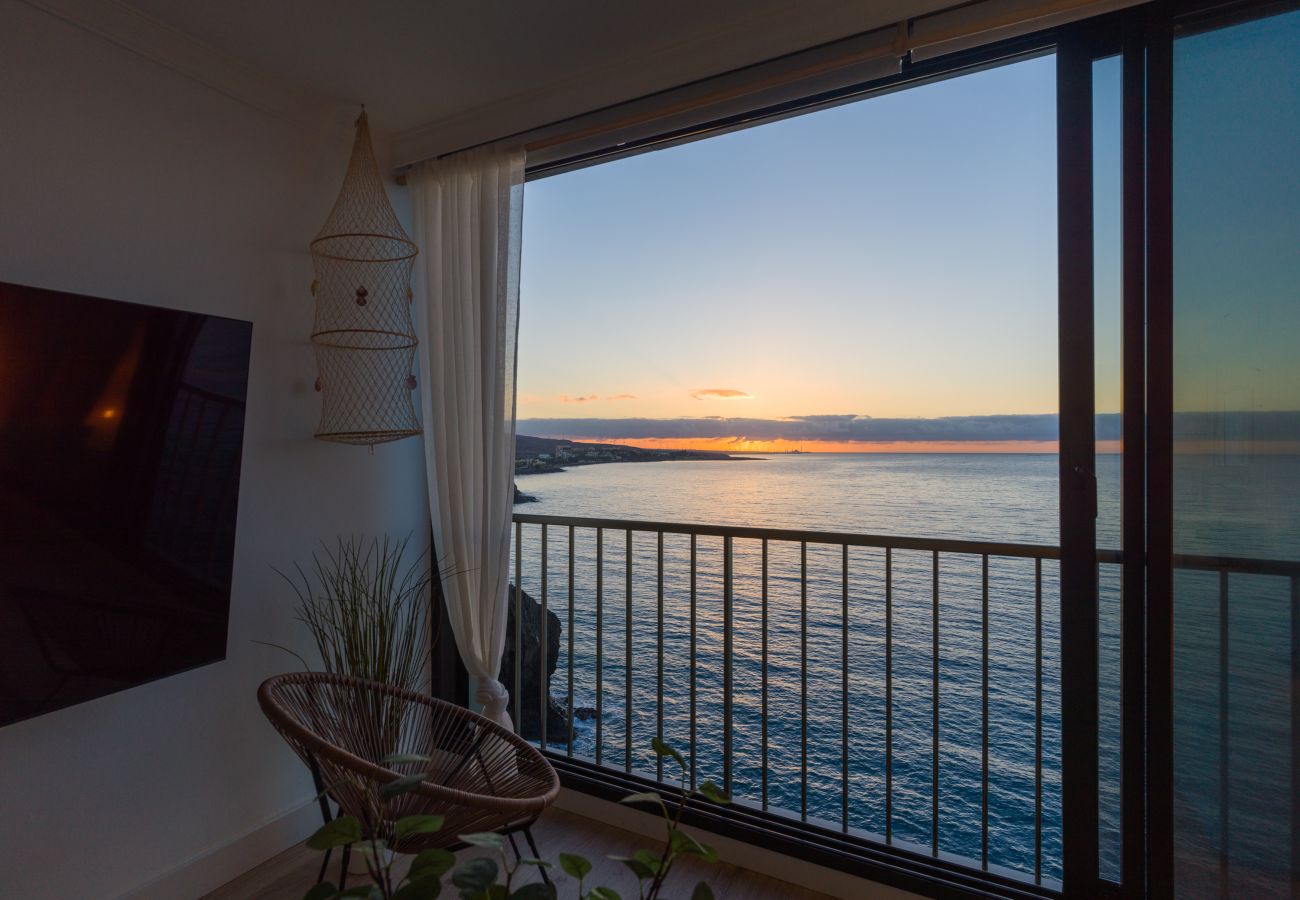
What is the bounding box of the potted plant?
[276,535,436,694]
[270,535,439,875]
[301,738,723,900]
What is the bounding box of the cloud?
[557,394,600,404]
[691,388,753,401]
[607,394,638,401]
[519,413,1063,442]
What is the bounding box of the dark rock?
[513,482,538,504]
[498,585,570,742]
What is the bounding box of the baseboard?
[553,787,922,900]
[120,800,321,900]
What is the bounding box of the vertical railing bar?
[1291,575,1299,894]
[842,542,850,833]
[761,538,769,812]
[625,529,634,774]
[931,549,940,856]
[982,553,990,869]
[801,540,808,822]
[596,526,604,767]
[690,533,698,791]
[1035,557,1043,884]
[514,521,522,734]
[657,530,664,783]
[1219,569,1230,897]
[885,546,894,844]
[567,525,575,759]
[723,534,734,798]
[540,524,548,751]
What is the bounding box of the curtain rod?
[394,0,1128,183]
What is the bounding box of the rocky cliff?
[497,585,569,742]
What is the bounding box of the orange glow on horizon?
[553,437,1069,454]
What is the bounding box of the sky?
[517,55,1063,451]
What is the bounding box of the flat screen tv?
[0,281,252,726]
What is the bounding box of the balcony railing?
[507,512,1299,895]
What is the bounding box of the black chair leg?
[523,827,552,887]
[507,831,524,863]
[309,755,335,886]
[339,843,351,889]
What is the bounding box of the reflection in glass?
[1172,11,1300,898]
[0,283,252,726]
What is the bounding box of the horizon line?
[522,435,1300,455]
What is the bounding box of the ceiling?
[104,0,955,161]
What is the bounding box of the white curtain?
[408,146,525,729]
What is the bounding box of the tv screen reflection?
[0,282,251,726]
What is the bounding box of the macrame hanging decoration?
[310,109,420,448]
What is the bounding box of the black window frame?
[488,3,1300,896]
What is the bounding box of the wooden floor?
[205,806,834,899]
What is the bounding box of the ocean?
[512,452,1298,893]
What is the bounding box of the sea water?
[512,452,1298,892]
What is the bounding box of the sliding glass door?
[1170,9,1300,898]
[1061,7,1298,897]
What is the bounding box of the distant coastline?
[514,435,755,502]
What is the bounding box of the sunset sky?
[516,54,1067,451]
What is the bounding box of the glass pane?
[1173,11,1300,898]
[1092,52,1123,885]
[517,54,1064,887]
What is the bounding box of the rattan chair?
[258,671,559,886]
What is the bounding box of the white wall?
[0,2,428,896]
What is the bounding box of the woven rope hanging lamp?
[310,109,421,447]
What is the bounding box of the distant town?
[515,434,753,475]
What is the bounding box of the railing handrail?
[510,511,1300,890]
[515,511,1300,576]
[1170,552,1300,577]
[514,511,1072,560]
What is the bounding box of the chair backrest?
[258,671,558,819]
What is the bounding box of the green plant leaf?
[409,848,456,880]
[690,882,715,900]
[509,884,556,900]
[689,841,718,863]
[458,832,505,849]
[557,852,591,879]
[618,791,666,813]
[486,886,509,900]
[451,856,499,892]
[610,855,655,880]
[651,737,686,770]
[587,888,621,900]
[384,753,433,766]
[306,816,362,850]
[517,858,552,868]
[670,830,718,863]
[381,773,429,799]
[393,878,441,900]
[395,814,446,840]
[352,839,388,856]
[696,781,729,805]
[302,882,339,900]
[632,849,662,875]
